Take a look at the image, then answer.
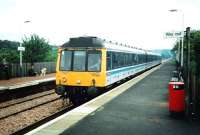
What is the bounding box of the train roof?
[61,36,160,56]
[62,36,103,48]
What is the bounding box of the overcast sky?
[0,0,200,49]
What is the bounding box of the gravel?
[0,99,70,135]
[0,90,55,109]
[0,93,59,119]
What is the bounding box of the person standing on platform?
[2,58,10,80]
[28,64,37,76]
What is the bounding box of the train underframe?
[56,85,104,105]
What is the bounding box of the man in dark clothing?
[28,64,37,76]
[2,58,10,79]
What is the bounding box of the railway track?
[12,104,75,135]
[0,92,60,120]
[0,90,55,109]
[0,87,67,135]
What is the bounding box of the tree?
[0,40,19,63]
[22,34,51,64]
[172,41,179,52]
[187,30,200,74]
[43,46,58,62]
[152,49,172,59]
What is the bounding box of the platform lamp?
[169,9,184,68]
[19,20,31,77]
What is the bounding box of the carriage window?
[73,51,86,71]
[128,54,132,66]
[134,54,139,64]
[124,53,128,66]
[112,52,118,69]
[60,50,72,71]
[132,54,135,65]
[118,52,123,67]
[88,51,101,72]
[106,52,112,70]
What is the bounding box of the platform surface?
[29,61,200,135]
[0,73,55,91]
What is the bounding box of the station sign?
[18,46,25,51]
[164,31,183,38]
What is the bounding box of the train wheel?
[69,92,80,106]
[87,87,99,99]
[69,88,87,106]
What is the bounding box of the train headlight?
[62,77,67,83]
[76,80,81,84]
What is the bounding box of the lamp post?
[19,20,31,76]
[169,9,184,68]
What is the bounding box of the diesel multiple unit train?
[55,36,161,104]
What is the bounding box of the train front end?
[55,37,106,104]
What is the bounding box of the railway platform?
[27,61,200,135]
[0,73,55,91]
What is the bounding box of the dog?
[40,68,47,76]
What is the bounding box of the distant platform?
[0,73,55,91]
